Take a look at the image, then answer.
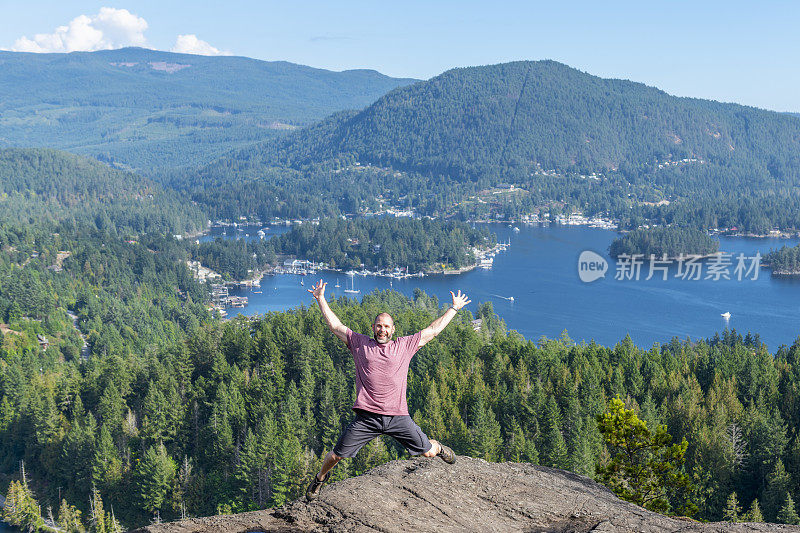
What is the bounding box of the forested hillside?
[194,61,800,231]
[3,288,800,529]
[0,48,416,173]
[0,148,206,235]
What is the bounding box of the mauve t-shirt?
[346,328,422,416]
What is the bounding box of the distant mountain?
[0,48,416,174]
[197,60,800,231]
[0,148,205,234]
[225,60,799,178]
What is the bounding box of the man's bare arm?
[419,290,471,347]
[308,280,349,344]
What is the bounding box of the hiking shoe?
[437,444,456,464]
[305,471,330,501]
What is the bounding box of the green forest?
[3,287,800,529]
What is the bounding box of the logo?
[578,251,608,283]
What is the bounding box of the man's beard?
[374,333,391,344]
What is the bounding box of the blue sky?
[2,1,799,112]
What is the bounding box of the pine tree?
[134,442,177,514]
[0,394,14,432]
[351,436,392,476]
[88,486,124,533]
[234,428,267,509]
[140,386,168,445]
[764,459,792,521]
[743,499,764,522]
[777,494,800,525]
[3,478,44,531]
[540,397,569,469]
[595,397,697,516]
[58,498,86,532]
[723,492,741,522]
[270,428,302,507]
[92,424,123,489]
[467,395,502,461]
[503,419,527,462]
[419,381,447,444]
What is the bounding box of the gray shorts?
[333,409,433,458]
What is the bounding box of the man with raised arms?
[305,280,470,500]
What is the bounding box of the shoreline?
[201,218,800,240]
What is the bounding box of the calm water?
[222,224,800,351]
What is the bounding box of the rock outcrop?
[130,457,800,532]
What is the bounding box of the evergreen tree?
[134,443,177,514]
[467,395,502,461]
[3,478,44,531]
[743,499,764,522]
[777,494,800,525]
[270,423,302,507]
[763,459,792,521]
[58,498,86,532]
[540,397,569,469]
[234,428,268,509]
[88,486,124,533]
[92,424,123,490]
[351,437,392,476]
[596,397,697,516]
[723,492,741,522]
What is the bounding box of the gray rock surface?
[129,456,800,532]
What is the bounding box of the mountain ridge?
[0,47,418,173]
[193,59,800,230]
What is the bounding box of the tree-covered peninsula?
[272,217,494,271]
[763,244,800,275]
[191,217,495,279]
[608,227,719,259]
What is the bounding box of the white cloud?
[171,34,230,56]
[10,7,148,53]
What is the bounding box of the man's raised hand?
[450,290,471,310]
[308,279,326,301]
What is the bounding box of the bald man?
[305,280,470,500]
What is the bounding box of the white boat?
[344,273,360,294]
[721,311,731,319]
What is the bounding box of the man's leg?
[307,411,382,500]
[316,450,342,480]
[386,416,456,464]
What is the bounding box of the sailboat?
[721,311,731,319]
[335,280,340,288]
[344,272,360,294]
